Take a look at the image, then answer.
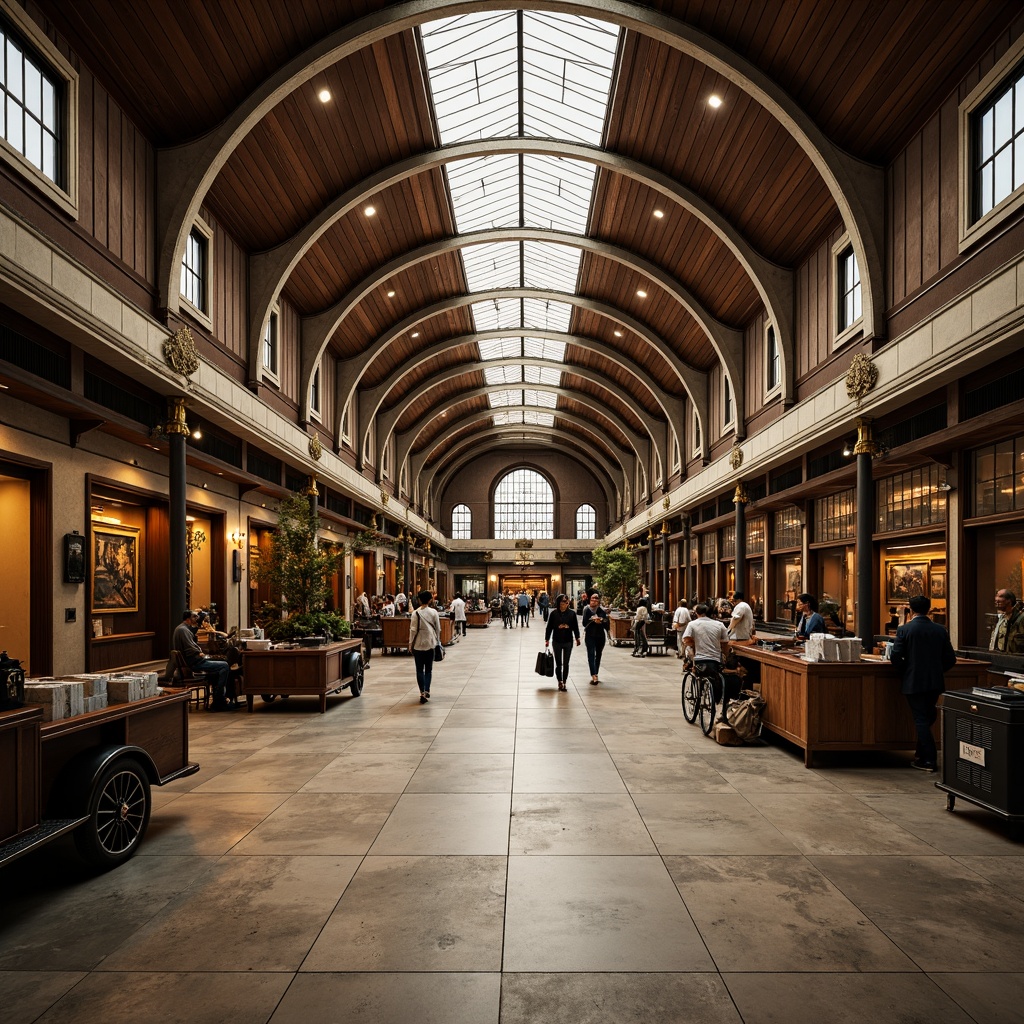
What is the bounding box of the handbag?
[535,650,554,676]
[434,643,445,662]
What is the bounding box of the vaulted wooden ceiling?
[40,0,1019,520]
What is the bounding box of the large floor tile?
[633,793,800,855]
[811,855,1024,970]
[514,727,605,752]
[667,856,914,972]
[503,855,713,972]
[724,972,975,1023]
[100,855,360,972]
[406,752,514,792]
[611,753,736,793]
[512,752,627,793]
[368,793,511,854]
[299,752,424,793]
[510,793,656,855]
[270,972,500,1024]
[0,971,85,1024]
[428,727,516,753]
[302,856,506,972]
[34,972,292,1024]
[930,972,1024,1023]
[500,973,742,1024]
[191,751,338,793]
[230,792,400,855]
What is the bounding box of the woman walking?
[408,589,442,703]
[582,591,611,684]
[544,593,580,691]
[632,599,650,658]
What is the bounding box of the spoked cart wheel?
[73,757,152,868]
[681,669,699,723]
[697,677,717,736]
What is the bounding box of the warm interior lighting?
[318,88,331,103]
[653,209,664,219]
[708,94,723,108]
[191,425,203,440]
[411,331,420,338]
[0,382,8,389]
[364,205,376,217]
[613,329,623,337]
[387,290,396,297]
[636,289,647,298]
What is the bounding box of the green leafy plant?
[591,545,640,608]
[264,610,350,642]
[252,494,342,617]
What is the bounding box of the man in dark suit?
[890,594,957,772]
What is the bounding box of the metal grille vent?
[0,324,70,388]
[956,716,993,749]
[83,370,161,428]
[964,367,1024,419]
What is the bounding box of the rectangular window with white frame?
[340,401,351,446]
[831,232,862,348]
[960,34,1024,251]
[671,435,680,474]
[723,373,734,431]
[180,217,213,330]
[0,4,78,217]
[363,419,375,467]
[261,307,279,382]
[691,406,702,459]
[765,323,781,397]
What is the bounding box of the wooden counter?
[610,614,633,646]
[381,616,411,653]
[241,639,363,712]
[466,610,491,628]
[734,645,989,767]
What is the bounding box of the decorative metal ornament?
[729,444,744,470]
[308,431,323,461]
[845,352,878,404]
[164,327,200,380]
[380,490,389,507]
[660,521,670,535]
[555,550,570,562]
[733,482,750,505]
[662,495,671,510]
[165,396,189,436]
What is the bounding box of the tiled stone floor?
[3,624,1023,1023]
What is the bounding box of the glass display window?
[814,489,855,543]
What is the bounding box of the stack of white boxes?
[65,673,109,712]
[106,671,158,703]
[23,680,86,721]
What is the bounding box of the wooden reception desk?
[733,645,988,767]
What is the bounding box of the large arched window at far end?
[494,469,554,539]
[451,503,471,540]
[576,503,596,540]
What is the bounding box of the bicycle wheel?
[681,669,699,723]
[698,677,717,736]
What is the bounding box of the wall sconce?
[842,440,854,457]
[552,574,560,582]
[230,530,246,547]
[191,424,203,440]
[489,574,497,582]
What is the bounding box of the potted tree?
[253,494,349,642]
[591,545,641,610]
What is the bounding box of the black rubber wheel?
[681,670,699,723]
[349,657,364,697]
[261,694,277,703]
[698,679,716,736]
[73,757,151,868]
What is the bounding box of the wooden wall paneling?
[892,148,906,301]
[708,362,722,446]
[92,74,108,250]
[30,467,52,677]
[279,297,301,405]
[77,64,94,236]
[921,113,941,283]
[744,312,765,424]
[147,504,170,659]
[939,94,960,270]
[107,89,121,259]
[905,128,923,296]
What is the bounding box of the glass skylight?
[524,365,562,385]
[523,154,596,233]
[447,153,520,232]
[523,298,572,332]
[488,389,522,408]
[492,409,556,427]
[522,240,581,292]
[471,299,524,332]
[462,241,521,291]
[484,365,522,385]
[523,337,566,362]
[524,388,558,408]
[478,336,525,360]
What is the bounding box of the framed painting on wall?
[92,525,139,613]
[930,570,946,600]
[886,561,928,604]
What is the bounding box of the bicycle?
[681,659,724,736]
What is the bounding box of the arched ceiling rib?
[245,136,795,400]
[152,0,887,393]
[370,358,669,477]
[297,226,744,429]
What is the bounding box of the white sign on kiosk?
[959,741,986,767]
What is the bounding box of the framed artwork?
[63,532,86,584]
[930,570,946,600]
[92,525,139,613]
[886,561,928,604]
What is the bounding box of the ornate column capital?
[733,482,750,505]
[853,416,881,457]
[165,396,188,436]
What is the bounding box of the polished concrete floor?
[3,622,1023,1023]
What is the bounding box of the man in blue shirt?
[794,594,827,640]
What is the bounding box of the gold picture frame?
[885,560,928,604]
[92,524,140,613]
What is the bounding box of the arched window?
[576,503,596,540]
[493,468,553,539]
[451,503,471,540]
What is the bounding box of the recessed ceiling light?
[318,89,331,103]
[364,205,376,217]
[387,290,395,298]
[614,330,623,337]
[708,94,723,108]
[411,332,420,338]
[636,289,647,299]
[653,209,664,219]
[0,382,8,389]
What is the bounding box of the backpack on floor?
[725,689,766,742]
